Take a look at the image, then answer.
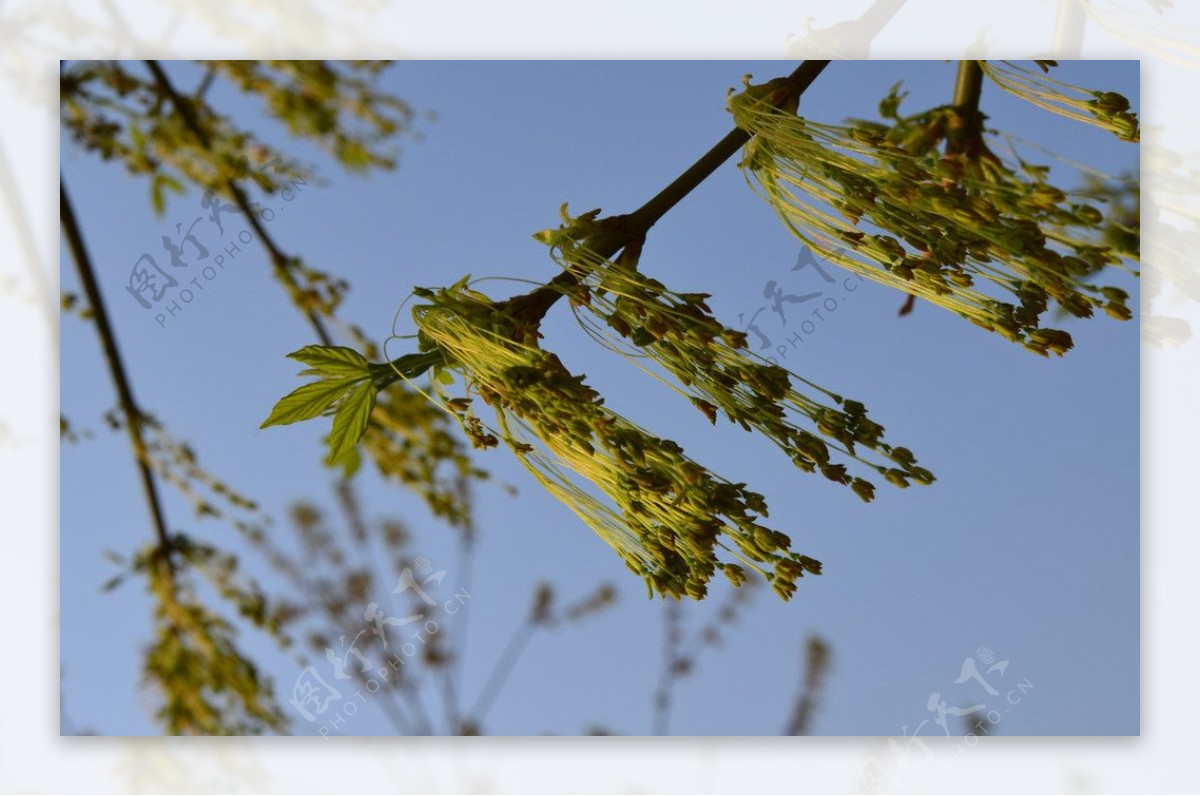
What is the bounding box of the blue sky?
[60,60,1139,736]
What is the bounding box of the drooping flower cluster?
[407,279,824,600]
[980,60,1140,143]
[536,206,935,498]
[729,71,1138,356]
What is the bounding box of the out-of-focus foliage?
[62,60,485,734]
[61,60,484,525]
[106,534,289,735]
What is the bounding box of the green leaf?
[336,442,363,479]
[325,381,376,467]
[287,344,370,377]
[260,377,361,428]
[433,367,455,386]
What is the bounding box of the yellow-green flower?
[726,72,1137,357]
[406,279,824,601]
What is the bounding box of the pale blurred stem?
[855,0,910,35]
[60,179,176,584]
[399,678,436,735]
[97,0,138,49]
[330,481,436,734]
[341,657,416,734]
[468,618,538,726]
[143,59,334,346]
[0,134,54,337]
[506,60,832,327]
[373,685,415,734]
[651,600,682,736]
[1052,0,1086,55]
[441,527,476,732]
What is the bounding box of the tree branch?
[143,59,334,346]
[628,60,830,234]
[503,60,831,327]
[946,59,986,158]
[952,59,984,111]
[60,179,174,579]
[467,619,537,727]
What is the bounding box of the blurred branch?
[652,601,684,736]
[784,635,831,735]
[441,504,476,731]
[1053,0,1087,54]
[60,179,174,579]
[468,617,537,727]
[788,0,909,59]
[143,59,334,345]
[1,134,54,336]
[652,583,758,735]
[466,582,615,732]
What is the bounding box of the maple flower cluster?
[729,69,1138,356]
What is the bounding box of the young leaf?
[325,381,376,466]
[335,441,363,479]
[287,345,370,377]
[260,377,361,428]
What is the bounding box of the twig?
[504,60,831,327]
[441,513,475,732]
[143,59,334,346]
[651,600,683,736]
[629,60,829,234]
[60,180,174,579]
[783,635,831,735]
[468,619,537,726]
[194,66,217,102]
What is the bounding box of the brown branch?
[60,179,174,579]
[946,60,987,159]
[952,59,984,111]
[783,635,831,735]
[505,60,831,327]
[143,59,334,346]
